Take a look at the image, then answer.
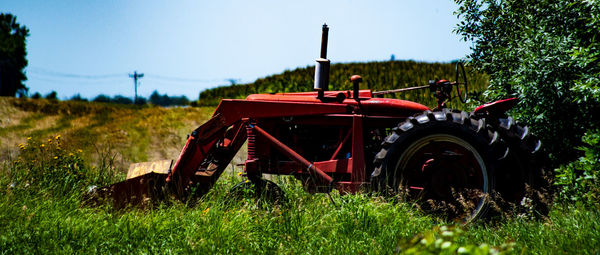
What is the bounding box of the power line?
[28,67,126,79]
[145,74,225,83]
[28,66,231,83]
[28,73,125,84]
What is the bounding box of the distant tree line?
[148,90,189,106]
[27,90,190,107]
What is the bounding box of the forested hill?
[198,60,489,107]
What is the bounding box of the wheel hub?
[421,156,470,199]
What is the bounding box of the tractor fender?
[472,98,518,116]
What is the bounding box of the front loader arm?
[166,116,247,198]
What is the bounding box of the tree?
[454,0,600,164]
[149,90,189,106]
[70,93,87,102]
[149,90,167,106]
[111,95,133,105]
[45,91,57,100]
[92,94,111,103]
[0,13,29,97]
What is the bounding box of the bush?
[554,130,600,207]
[455,0,600,165]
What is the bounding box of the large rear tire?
[371,109,508,222]
[485,116,553,216]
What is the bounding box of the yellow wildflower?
[53,156,58,160]
[27,137,32,140]
[55,135,61,140]
[47,139,52,143]
[40,144,45,148]
[77,149,83,153]
[237,172,243,176]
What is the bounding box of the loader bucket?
[127,160,172,179]
[86,160,172,209]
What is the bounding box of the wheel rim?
[394,134,489,221]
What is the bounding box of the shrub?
[554,130,600,207]
[455,0,600,165]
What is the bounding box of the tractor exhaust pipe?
[314,24,330,99]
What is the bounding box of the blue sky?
[3,0,470,100]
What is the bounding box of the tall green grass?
[1,138,599,254]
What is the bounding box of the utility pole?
[129,70,144,104]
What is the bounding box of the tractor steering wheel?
[455,62,468,103]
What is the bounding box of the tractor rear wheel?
[371,109,508,222]
[485,116,553,216]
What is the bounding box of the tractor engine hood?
[246,90,430,117]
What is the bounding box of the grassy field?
[0,97,218,170]
[1,97,599,254]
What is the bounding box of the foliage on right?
[454,0,600,165]
[554,130,600,207]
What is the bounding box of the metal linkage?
[249,123,334,184]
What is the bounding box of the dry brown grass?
[0,97,218,173]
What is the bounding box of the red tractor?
[94,25,548,221]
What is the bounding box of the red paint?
[473,98,518,115]
[351,114,365,183]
